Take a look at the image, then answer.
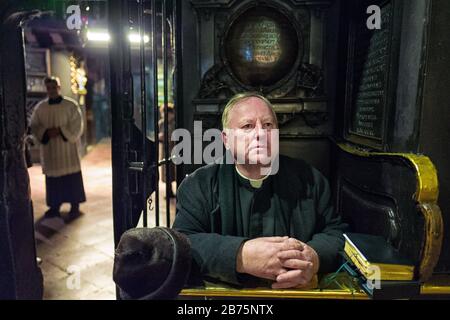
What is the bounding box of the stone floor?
[28,139,176,300]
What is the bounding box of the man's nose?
[254,121,266,140]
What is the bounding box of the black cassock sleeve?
[173,169,249,286]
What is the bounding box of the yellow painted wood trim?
[180,284,450,298]
[337,143,443,281]
[180,288,369,300]
[421,285,450,295]
[180,275,450,299]
[421,275,450,295]
[418,203,444,282]
[337,143,439,203]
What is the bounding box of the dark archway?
[0,3,43,299]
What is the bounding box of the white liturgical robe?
[30,97,84,177]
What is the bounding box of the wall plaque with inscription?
[347,1,394,142]
[25,48,50,94]
[25,48,49,75]
[223,6,302,89]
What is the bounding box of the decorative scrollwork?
[197,61,325,100]
[296,63,324,97]
[197,63,237,99]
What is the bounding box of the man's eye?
[264,123,273,128]
[242,124,253,129]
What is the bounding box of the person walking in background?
[30,76,86,218]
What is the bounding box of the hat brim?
[118,227,191,300]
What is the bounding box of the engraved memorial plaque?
[223,6,302,88]
[349,1,394,140]
[25,49,48,75]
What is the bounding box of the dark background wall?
[417,0,450,272]
[0,3,43,299]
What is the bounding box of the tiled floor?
[29,139,176,300]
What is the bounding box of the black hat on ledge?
[113,227,191,300]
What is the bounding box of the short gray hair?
[221,92,278,129]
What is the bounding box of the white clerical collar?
[235,166,269,188]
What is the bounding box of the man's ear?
[222,129,230,150]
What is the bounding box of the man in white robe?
[30,76,86,218]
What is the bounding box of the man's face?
[222,97,279,166]
[45,82,60,99]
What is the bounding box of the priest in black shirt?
[173,92,346,289]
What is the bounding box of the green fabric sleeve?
[173,170,249,285]
[306,168,348,273]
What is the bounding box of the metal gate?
[108,0,179,246]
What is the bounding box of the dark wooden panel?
[0,10,43,299]
[344,0,402,150]
[333,144,425,268]
[418,0,450,272]
[349,2,393,139]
